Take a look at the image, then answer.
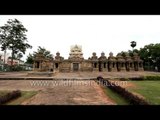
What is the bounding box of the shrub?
[129,76,145,81]
[144,76,160,80]
[119,78,129,81]
[128,76,160,81]
[0,90,21,105]
[97,77,149,105]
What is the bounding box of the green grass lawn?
[102,86,129,105]
[0,91,38,105]
[0,91,10,97]
[127,81,160,105]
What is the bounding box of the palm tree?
[130,41,137,51]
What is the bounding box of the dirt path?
[0,80,116,105]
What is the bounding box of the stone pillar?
[137,62,139,71]
[129,62,134,71]
[101,62,103,71]
[121,62,126,72]
[33,61,35,71]
[125,62,130,71]
[108,61,116,72]
[134,62,138,71]
[101,62,107,72]
[112,62,117,72]
[93,62,99,71]
[71,63,73,72]
[38,61,41,71]
[33,61,40,71]
[138,62,144,71]
[98,62,102,72]
[117,62,121,71]
[105,62,108,72]
[108,61,112,72]
[79,63,81,71]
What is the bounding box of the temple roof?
[69,44,84,59]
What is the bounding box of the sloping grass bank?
[102,86,129,105]
[127,81,160,105]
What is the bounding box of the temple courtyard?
[0,71,160,105]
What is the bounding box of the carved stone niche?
[108,52,117,72]
[90,52,98,71]
[124,53,133,71]
[116,53,126,72]
[132,52,144,71]
[98,52,107,72]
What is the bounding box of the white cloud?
[0,15,160,61]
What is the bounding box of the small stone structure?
[124,53,134,71]
[132,53,144,71]
[116,53,126,72]
[32,45,144,72]
[33,52,53,72]
[89,52,99,71]
[108,52,117,72]
[98,52,108,72]
[29,52,53,76]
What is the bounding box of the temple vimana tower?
[33,45,144,72]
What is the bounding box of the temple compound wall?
[33,45,144,72]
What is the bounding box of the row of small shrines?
[33,52,144,72]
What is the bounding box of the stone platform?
[0,71,160,80]
[27,72,54,77]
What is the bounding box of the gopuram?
[33,45,144,72]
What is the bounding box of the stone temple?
[33,45,144,72]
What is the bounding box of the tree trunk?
[4,49,6,64]
[11,50,14,71]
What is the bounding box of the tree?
[0,26,8,65]
[25,46,53,64]
[0,19,32,70]
[17,53,23,60]
[17,53,23,65]
[118,51,128,57]
[118,49,139,58]
[33,46,53,59]
[25,53,34,64]
[130,41,137,50]
[138,43,160,71]
[117,43,160,71]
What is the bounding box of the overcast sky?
[0,15,160,61]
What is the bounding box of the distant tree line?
[118,41,160,72]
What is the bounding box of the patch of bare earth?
[109,80,136,89]
[21,80,116,105]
